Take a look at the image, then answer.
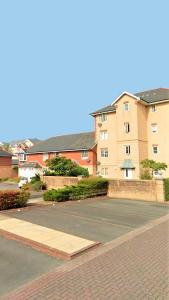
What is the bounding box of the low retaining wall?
[43,176,79,189]
[108,179,165,202]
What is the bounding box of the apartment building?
[91,88,169,179]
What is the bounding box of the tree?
[140,159,167,179]
[44,156,89,177]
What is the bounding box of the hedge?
[0,191,30,210]
[43,177,108,202]
[164,178,169,201]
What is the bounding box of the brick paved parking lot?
[1,214,169,300]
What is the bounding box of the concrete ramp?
[0,216,100,260]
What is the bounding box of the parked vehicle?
[18,177,29,188]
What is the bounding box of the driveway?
[3,198,169,243]
[0,183,18,191]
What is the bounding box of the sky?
[0,0,169,142]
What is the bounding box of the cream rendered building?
[91,88,169,179]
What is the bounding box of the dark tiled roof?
[19,162,41,168]
[91,105,116,115]
[91,88,169,115]
[134,88,169,103]
[27,132,95,154]
[0,149,12,157]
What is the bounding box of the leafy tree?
[140,159,167,179]
[44,156,89,177]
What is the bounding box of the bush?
[29,174,47,191]
[43,177,109,202]
[44,156,89,177]
[0,191,30,210]
[164,178,169,201]
[140,169,152,180]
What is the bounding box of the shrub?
[140,169,152,180]
[44,156,89,177]
[30,181,43,191]
[29,174,47,191]
[43,177,109,202]
[0,191,30,210]
[164,178,169,201]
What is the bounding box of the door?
[124,169,133,179]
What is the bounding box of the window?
[124,145,131,155]
[43,153,49,161]
[100,130,108,140]
[151,105,156,112]
[99,114,107,122]
[124,122,130,133]
[101,167,108,176]
[101,148,108,157]
[19,154,26,161]
[81,150,88,159]
[152,145,158,154]
[151,123,157,133]
[124,102,129,112]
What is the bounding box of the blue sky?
[0,0,169,141]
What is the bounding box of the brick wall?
[43,176,79,189]
[108,179,165,202]
[0,156,17,179]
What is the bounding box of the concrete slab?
[0,217,100,259]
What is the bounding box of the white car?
[18,177,29,188]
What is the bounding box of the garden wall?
[108,179,165,202]
[43,176,79,189]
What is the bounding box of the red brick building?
[21,132,97,178]
[0,149,13,178]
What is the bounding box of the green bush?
[31,181,43,191]
[140,169,152,180]
[29,174,47,191]
[44,156,89,177]
[0,191,30,210]
[164,178,169,201]
[43,177,109,202]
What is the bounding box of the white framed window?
[99,114,107,122]
[81,150,88,159]
[101,148,108,157]
[151,105,156,112]
[101,167,108,176]
[124,145,131,155]
[124,102,129,112]
[151,123,157,133]
[124,122,130,133]
[152,145,158,154]
[100,130,108,140]
[43,153,49,161]
[19,153,27,161]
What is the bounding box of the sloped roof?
[135,88,169,103]
[27,132,96,154]
[0,149,12,157]
[91,88,169,115]
[91,105,116,115]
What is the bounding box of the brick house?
[21,132,97,179]
[0,149,13,179]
